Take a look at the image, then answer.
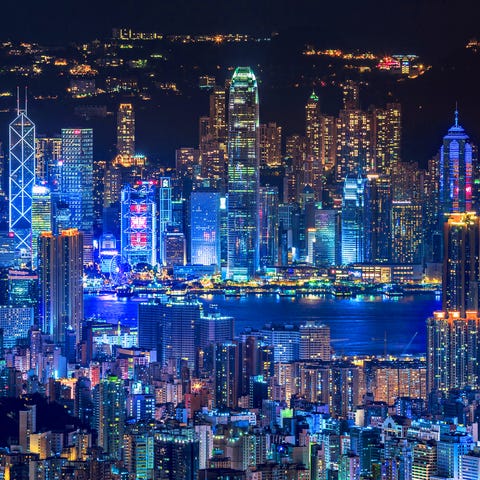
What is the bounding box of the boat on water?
[383,285,405,297]
[224,289,245,297]
[277,289,297,297]
[331,285,352,297]
[115,285,135,298]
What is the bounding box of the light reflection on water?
[84,293,440,356]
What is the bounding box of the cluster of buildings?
[0,61,479,480]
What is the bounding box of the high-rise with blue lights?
[439,110,474,217]
[227,67,260,280]
[60,128,94,262]
[158,177,172,266]
[341,175,368,264]
[9,99,36,258]
[190,190,221,267]
[121,182,157,268]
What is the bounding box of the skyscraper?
[31,185,52,268]
[9,97,36,257]
[227,67,260,280]
[258,186,279,269]
[305,91,322,199]
[190,191,221,267]
[158,177,172,266]
[117,103,135,158]
[38,229,84,344]
[439,110,475,218]
[121,182,157,267]
[259,122,282,167]
[299,321,331,361]
[427,212,480,393]
[341,175,368,264]
[372,104,401,175]
[60,128,94,262]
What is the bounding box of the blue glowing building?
[227,67,260,280]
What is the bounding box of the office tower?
[320,114,337,172]
[94,376,125,460]
[176,148,201,180]
[163,230,186,266]
[341,175,368,264]
[367,174,391,263]
[38,229,83,344]
[314,209,340,266]
[439,110,475,217]
[259,122,282,167]
[8,268,37,308]
[330,363,365,418]
[258,186,279,269]
[372,103,401,175]
[9,97,36,257]
[336,106,373,183]
[338,452,361,480]
[154,428,199,480]
[349,427,382,477]
[197,310,234,349]
[35,136,61,188]
[60,128,94,261]
[139,297,202,370]
[261,324,300,362]
[190,191,221,267]
[299,321,330,361]
[390,200,423,264]
[121,182,157,267]
[227,67,260,280]
[209,85,227,144]
[158,177,172,266]
[305,91,322,199]
[31,185,51,268]
[214,341,240,408]
[117,103,135,157]
[0,306,34,348]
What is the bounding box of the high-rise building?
[158,177,172,266]
[372,104,401,175]
[197,310,234,350]
[320,115,337,172]
[227,67,260,280]
[305,91,322,199]
[38,229,84,344]
[209,86,227,144]
[341,175,368,264]
[442,212,479,315]
[390,200,423,264]
[214,341,240,408]
[117,103,135,158]
[190,191,221,267]
[138,297,202,370]
[258,186,279,269]
[259,122,282,167]
[336,109,373,183]
[299,321,330,361]
[121,182,157,267]
[94,376,126,460]
[60,128,94,262]
[314,209,340,266]
[367,174,391,263]
[9,98,36,257]
[427,213,480,393]
[0,306,34,348]
[176,148,201,180]
[35,136,61,189]
[411,442,436,480]
[31,185,52,268]
[439,110,475,218]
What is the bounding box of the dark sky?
[3,0,480,56]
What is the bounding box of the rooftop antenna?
[24,86,27,113]
[16,86,19,115]
[455,101,459,127]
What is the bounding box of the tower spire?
[24,86,28,113]
[16,86,19,115]
[454,101,459,128]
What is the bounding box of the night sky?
[3,0,479,56]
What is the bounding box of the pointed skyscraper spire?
[454,101,459,128]
[16,86,20,115]
[24,86,28,113]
